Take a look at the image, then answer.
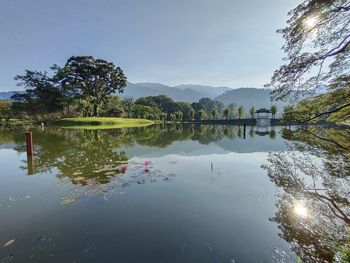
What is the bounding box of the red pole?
[25,132,33,156]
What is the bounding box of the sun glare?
[304,16,319,28]
[293,201,308,218]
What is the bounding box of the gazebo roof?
[255,108,272,113]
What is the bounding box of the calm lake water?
[0,124,349,263]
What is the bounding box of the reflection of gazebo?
[255,108,272,126]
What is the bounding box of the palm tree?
[271,105,277,119]
[249,106,255,119]
[238,106,244,119]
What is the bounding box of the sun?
[293,201,308,218]
[304,15,319,28]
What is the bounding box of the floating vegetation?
[56,161,176,206]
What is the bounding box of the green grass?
[55,117,154,129]
[0,119,33,125]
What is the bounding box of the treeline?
[0,94,278,122]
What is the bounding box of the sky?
[0,0,300,91]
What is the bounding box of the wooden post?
[25,132,33,156]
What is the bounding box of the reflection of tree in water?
[1,123,279,185]
[263,127,350,262]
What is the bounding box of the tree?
[0,100,13,121]
[269,0,350,99]
[121,97,134,118]
[176,102,194,121]
[132,104,157,119]
[189,108,195,121]
[198,97,224,116]
[280,77,350,124]
[174,111,183,122]
[227,103,238,119]
[249,106,255,119]
[271,105,277,119]
[268,0,350,122]
[57,56,127,116]
[99,96,124,117]
[13,70,65,119]
[198,109,207,121]
[223,107,230,120]
[211,109,217,120]
[238,106,244,119]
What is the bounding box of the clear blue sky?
[0,0,300,91]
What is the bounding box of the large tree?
[269,0,350,100]
[57,56,127,116]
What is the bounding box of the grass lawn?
[55,117,154,129]
[0,119,33,125]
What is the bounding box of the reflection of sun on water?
[293,201,308,218]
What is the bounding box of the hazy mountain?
[122,82,215,102]
[214,88,288,112]
[0,91,22,100]
[173,84,231,98]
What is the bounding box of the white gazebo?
[255,108,272,126]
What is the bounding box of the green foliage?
[211,109,217,120]
[99,96,124,117]
[249,106,255,119]
[132,104,159,119]
[13,70,65,119]
[238,106,244,119]
[176,102,194,121]
[56,56,127,116]
[282,77,350,124]
[271,105,277,119]
[227,103,238,119]
[12,56,127,119]
[0,100,13,120]
[223,107,230,120]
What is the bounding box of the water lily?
[144,161,152,173]
[120,164,128,171]
[144,161,152,168]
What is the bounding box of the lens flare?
[293,201,308,218]
[304,16,318,28]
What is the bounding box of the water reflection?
[263,126,350,263]
[0,124,281,180]
[0,124,348,262]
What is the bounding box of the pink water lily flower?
[144,161,152,167]
[120,164,128,171]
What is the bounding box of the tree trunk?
[93,104,99,117]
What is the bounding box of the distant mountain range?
[0,82,289,111]
[0,91,22,100]
[122,82,231,101]
[214,87,289,109]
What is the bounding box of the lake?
[0,124,349,263]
